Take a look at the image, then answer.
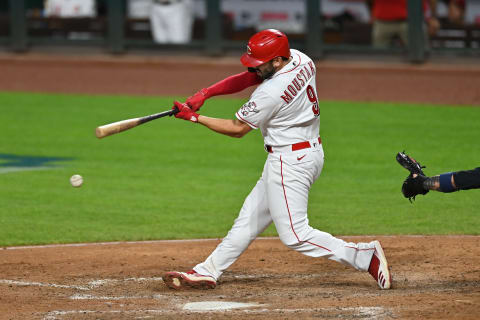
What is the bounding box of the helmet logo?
[247,45,252,55]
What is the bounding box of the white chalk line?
[42,309,167,320]
[182,301,261,311]
[0,279,90,291]
[0,277,165,292]
[3,238,232,250]
[69,293,165,300]
[4,235,478,250]
[42,306,389,320]
[86,277,164,288]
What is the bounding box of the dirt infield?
[0,53,479,319]
[2,237,479,320]
[0,52,479,105]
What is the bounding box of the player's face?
[250,61,275,80]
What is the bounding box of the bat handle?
[170,102,189,116]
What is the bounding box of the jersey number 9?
[306,85,320,117]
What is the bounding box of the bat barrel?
[95,118,141,139]
[95,108,178,139]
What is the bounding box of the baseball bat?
[95,108,179,139]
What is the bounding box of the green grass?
[0,92,479,246]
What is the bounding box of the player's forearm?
[204,71,262,98]
[186,72,262,111]
[197,115,250,138]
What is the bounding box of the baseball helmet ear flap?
[240,29,291,68]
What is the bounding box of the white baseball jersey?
[236,49,320,147]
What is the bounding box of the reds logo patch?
[247,45,252,55]
[241,101,259,117]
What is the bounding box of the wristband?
[439,173,456,193]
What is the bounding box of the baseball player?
[163,29,392,290]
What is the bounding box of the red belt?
[266,137,322,153]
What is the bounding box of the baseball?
[70,174,83,187]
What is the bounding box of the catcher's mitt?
[396,151,426,176]
[396,151,429,202]
[401,174,429,202]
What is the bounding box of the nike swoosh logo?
[297,155,306,161]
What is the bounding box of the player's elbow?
[231,130,247,138]
[230,119,252,138]
[231,126,251,138]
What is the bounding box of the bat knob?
[171,106,180,115]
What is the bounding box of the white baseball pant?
[194,141,376,280]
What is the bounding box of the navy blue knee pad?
[439,173,456,193]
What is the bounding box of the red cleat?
[368,241,392,289]
[163,270,216,290]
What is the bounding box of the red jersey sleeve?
[204,71,263,98]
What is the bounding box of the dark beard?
[259,62,275,79]
[248,62,275,80]
[260,68,275,80]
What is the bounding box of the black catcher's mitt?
[396,151,429,202]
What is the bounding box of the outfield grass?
[0,92,478,246]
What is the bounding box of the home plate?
[182,301,260,311]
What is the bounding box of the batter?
[163,29,392,290]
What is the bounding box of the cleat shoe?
[368,241,392,289]
[163,270,216,290]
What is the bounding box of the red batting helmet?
[240,29,291,68]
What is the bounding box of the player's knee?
[278,232,302,248]
[225,231,252,249]
[278,224,314,248]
